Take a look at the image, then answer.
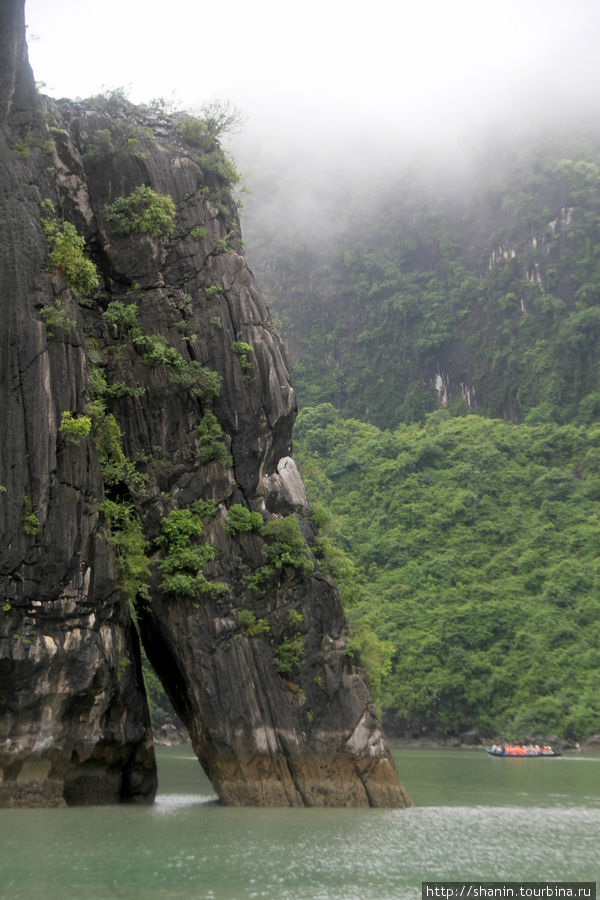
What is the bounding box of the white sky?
[25,0,600,140]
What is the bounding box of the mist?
[222,0,600,253]
[25,0,600,247]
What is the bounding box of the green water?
[0,748,597,899]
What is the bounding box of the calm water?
[0,747,597,899]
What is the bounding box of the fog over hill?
[26,0,600,213]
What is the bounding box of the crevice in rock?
[136,607,197,744]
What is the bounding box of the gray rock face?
[0,0,410,807]
[0,0,156,807]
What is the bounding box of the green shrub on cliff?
[195,412,232,467]
[232,341,253,373]
[94,412,129,484]
[105,185,175,238]
[344,628,394,705]
[156,501,227,598]
[235,609,270,636]
[273,636,305,676]
[177,104,242,148]
[134,333,182,366]
[39,300,76,336]
[102,301,139,336]
[93,412,147,495]
[262,516,314,576]
[241,516,315,591]
[82,128,114,160]
[131,333,222,399]
[167,359,221,399]
[198,150,239,187]
[224,504,264,535]
[177,115,211,150]
[21,496,39,537]
[41,207,99,298]
[59,411,92,445]
[99,499,150,611]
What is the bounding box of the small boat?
[485,744,560,758]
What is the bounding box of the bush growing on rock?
[59,411,92,445]
[195,412,232,467]
[41,210,99,298]
[156,502,227,599]
[105,185,175,238]
[262,516,314,576]
[21,496,39,537]
[99,499,150,611]
[224,504,264,535]
[235,609,270,636]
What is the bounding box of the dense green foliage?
[224,503,264,535]
[59,411,92,445]
[273,635,305,676]
[176,108,241,188]
[100,298,222,400]
[156,501,226,598]
[225,511,315,591]
[245,126,600,429]
[235,608,270,636]
[261,517,314,577]
[99,499,150,612]
[41,201,99,298]
[239,125,600,736]
[177,115,214,149]
[195,411,232,467]
[294,404,600,739]
[105,185,175,237]
[231,340,253,373]
[21,495,39,537]
[197,150,239,187]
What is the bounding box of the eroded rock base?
[205,754,411,807]
[0,740,156,808]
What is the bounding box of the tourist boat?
[485,744,560,757]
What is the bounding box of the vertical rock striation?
[0,0,410,807]
[0,0,156,807]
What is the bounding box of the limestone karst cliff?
[0,0,409,807]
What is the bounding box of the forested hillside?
[237,121,600,741]
[294,405,600,740]
[242,122,600,429]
